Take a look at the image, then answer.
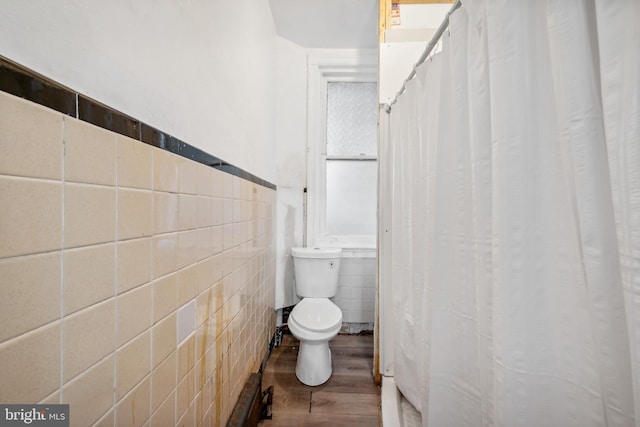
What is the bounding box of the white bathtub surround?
[381,377,402,427]
[333,254,376,326]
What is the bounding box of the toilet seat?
[290,298,342,333]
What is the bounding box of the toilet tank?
[291,247,342,298]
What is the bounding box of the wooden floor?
[259,334,381,427]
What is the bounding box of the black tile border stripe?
[78,95,141,141]
[0,59,76,116]
[0,56,276,191]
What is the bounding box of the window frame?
[306,50,378,249]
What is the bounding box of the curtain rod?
[383,0,462,113]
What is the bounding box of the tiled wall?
[334,257,376,331]
[0,90,276,426]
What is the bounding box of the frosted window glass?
[327,82,378,156]
[326,160,377,236]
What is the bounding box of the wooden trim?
[381,0,455,42]
[379,0,392,43]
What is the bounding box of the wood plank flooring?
[259,334,381,427]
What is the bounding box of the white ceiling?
[268,0,379,49]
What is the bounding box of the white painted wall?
[380,4,450,104]
[379,42,428,105]
[395,4,452,29]
[0,0,277,182]
[274,36,307,309]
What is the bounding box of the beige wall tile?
[197,196,213,228]
[63,299,116,382]
[64,117,116,186]
[232,221,246,247]
[211,254,223,285]
[152,313,176,367]
[222,249,234,278]
[0,322,61,403]
[64,243,115,315]
[178,194,197,231]
[177,403,195,427]
[150,391,175,427]
[211,198,224,226]
[63,354,115,426]
[39,390,61,404]
[0,94,277,422]
[222,224,233,251]
[196,258,215,295]
[152,273,178,323]
[178,335,195,382]
[196,164,214,197]
[199,376,213,424]
[178,157,198,195]
[118,135,152,190]
[176,369,195,422]
[0,176,62,258]
[177,264,198,307]
[0,91,63,180]
[152,234,178,279]
[116,375,150,427]
[64,183,116,249]
[232,176,241,200]
[151,350,176,412]
[195,333,212,390]
[223,199,233,224]
[118,188,152,241]
[211,226,224,255]
[196,227,213,262]
[153,192,178,235]
[0,252,61,342]
[232,200,243,224]
[210,169,225,199]
[153,149,178,193]
[177,230,197,271]
[223,173,233,199]
[116,330,151,399]
[196,290,212,329]
[93,409,114,427]
[211,282,224,315]
[117,237,152,294]
[117,284,152,347]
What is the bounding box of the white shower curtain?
[386,1,640,426]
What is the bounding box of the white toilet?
[289,247,343,386]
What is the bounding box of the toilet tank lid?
[291,247,342,259]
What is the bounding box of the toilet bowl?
[288,298,342,386]
[290,247,343,386]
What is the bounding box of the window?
[306,52,378,248]
[326,82,378,237]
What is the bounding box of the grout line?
[150,145,158,427]
[309,391,312,413]
[112,134,119,420]
[59,115,66,403]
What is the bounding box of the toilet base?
[295,340,332,386]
